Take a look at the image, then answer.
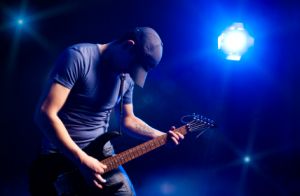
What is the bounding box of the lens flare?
[218,23,254,61]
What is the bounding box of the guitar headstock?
[181,113,216,133]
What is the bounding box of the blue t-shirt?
[41,43,134,154]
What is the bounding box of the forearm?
[123,115,165,140]
[36,110,87,165]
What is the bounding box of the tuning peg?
[192,113,199,120]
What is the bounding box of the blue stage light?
[218,23,254,61]
[243,155,251,163]
[17,19,24,25]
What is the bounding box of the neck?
[97,43,109,55]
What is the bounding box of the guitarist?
[30,27,184,196]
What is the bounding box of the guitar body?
[30,131,122,196]
[83,131,121,159]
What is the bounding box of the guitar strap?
[118,73,126,135]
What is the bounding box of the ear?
[127,39,135,46]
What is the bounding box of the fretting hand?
[168,126,184,145]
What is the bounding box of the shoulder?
[57,43,100,69]
[52,44,98,80]
[68,43,98,56]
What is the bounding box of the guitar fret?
[131,149,136,158]
[122,156,127,163]
[120,150,131,165]
[135,146,141,156]
[122,152,128,161]
[129,149,137,159]
[155,138,161,146]
[126,151,132,161]
[158,137,164,145]
[131,150,135,159]
[133,148,138,158]
[112,158,118,168]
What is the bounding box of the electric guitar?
[54,114,215,195]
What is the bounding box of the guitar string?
[189,124,212,131]
[116,122,207,163]
[190,125,209,132]
[188,121,211,129]
[196,128,210,138]
[188,120,214,129]
[187,119,214,126]
[111,134,167,166]
[188,123,212,138]
[190,118,214,123]
[180,115,213,124]
[189,122,212,128]
[106,122,212,171]
[188,122,207,129]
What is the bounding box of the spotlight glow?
[218,23,254,61]
[244,156,251,163]
[17,19,24,25]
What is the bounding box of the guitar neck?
[102,124,188,173]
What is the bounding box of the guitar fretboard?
[102,125,188,173]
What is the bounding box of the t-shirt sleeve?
[123,81,134,104]
[50,48,83,89]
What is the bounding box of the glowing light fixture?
[218,23,254,61]
[243,155,251,163]
[17,19,24,25]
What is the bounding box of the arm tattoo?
[134,123,155,137]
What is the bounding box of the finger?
[93,179,103,189]
[177,132,184,140]
[170,126,176,130]
[170,130,184,140]
[99,162,107,170]
[169,131,179,140]
[95,173,107,184]
[171,136,179,145]
[95,163,107,174]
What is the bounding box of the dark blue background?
[1,0,299,195]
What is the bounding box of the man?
[30,27,184,195]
